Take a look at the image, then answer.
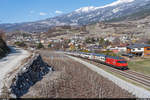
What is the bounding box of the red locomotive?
[67,52,128,70]
[105,56,128,70]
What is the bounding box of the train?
[66,52,128,70]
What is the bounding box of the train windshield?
[117,61,127,63]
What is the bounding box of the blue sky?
[0,0,116,24]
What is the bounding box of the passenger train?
[66,52,128,70]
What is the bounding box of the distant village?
[6,25,150,58]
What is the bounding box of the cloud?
[39,12,47,16]
[55,10,63,14]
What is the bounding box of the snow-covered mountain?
[1,0,150,32]
[75,0,135,13]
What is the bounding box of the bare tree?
[0,30,6,40]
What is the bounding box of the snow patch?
[102,0,135,8]
[75,6,97,13]
[75,0,135,13]
[112,8,120,13]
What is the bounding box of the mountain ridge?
[0,0,150,32]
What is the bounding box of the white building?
[109,47,127,52]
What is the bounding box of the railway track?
[74,56,150,90]
[126,70,150,80]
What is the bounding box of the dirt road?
[0,47,30,94]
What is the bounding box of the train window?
[147,48,150,50]
[117,61,127,63]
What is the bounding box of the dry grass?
[128,58,150,75]
[22,50,135,98]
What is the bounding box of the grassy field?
[128,58,150,75]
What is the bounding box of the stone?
[9,54,52,97]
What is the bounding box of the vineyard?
[22,50,134,98]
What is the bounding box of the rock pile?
[10,54,52,97]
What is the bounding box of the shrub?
[48,43,52,48]
[0,36,10,58]
[14,41,26,47]
[36,43,44,49]
[147,40,150,44]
